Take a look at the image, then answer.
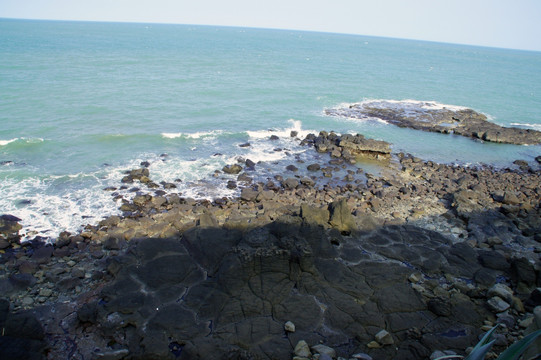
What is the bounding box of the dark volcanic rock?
[84,213,501,359]
[0,214,22,245]
[325,101,541,145]
[0,303,47,360]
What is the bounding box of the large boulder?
[0,214,22,246]
[222,164,243,174]
[328,198,357,234]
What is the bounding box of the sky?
[1,0,541,52]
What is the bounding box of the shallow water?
[1,18,540,239]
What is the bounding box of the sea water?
[1,18,540,240]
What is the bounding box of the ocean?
[1,18,540,241]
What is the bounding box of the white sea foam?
[161,130,224,139]
[510,122,541,131]
[0,137,45,146]
[246,119,314,140]
[327,99,482,124]
[0,138,19,146]
[360,99,469,112]
[0,173,123,242]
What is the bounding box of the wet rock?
[326,102,541,145]
[0,214,22,244]
[307,163,321,171]
[286,164,299,172]
[223,164,243,174]
[282,178,299,190]
[245,158,256,169]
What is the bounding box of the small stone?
[294,340,312,357]
[367,341,381,349]
[286,164,299,172]
[409,272,422,283]
[487,296,510,313]
[39,288,52,297]
[488,284,514,303]
[351,354,373,360]
[21,297,34,306]
[430,351,447,360]
[311,344,336,358]
[66,260,76,267]
[375,329,394,345]
[71,268,86,279]
[284,321,295,332]
[519,316,534,328]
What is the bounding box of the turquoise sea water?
[1,18,540,240]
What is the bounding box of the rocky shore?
[325,101,541,145]
[1,130,541,359]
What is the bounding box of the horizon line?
[1,16,540,54]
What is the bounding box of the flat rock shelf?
[325,100,541,145]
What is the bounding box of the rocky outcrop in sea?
[325,100,541,145]
[1,130,541,359]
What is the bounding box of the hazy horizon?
[1,0,540,52]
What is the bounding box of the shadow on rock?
[79,208,533,360]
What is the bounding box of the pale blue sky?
[1,0,540,51]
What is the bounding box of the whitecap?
[0,138,19,146]
[246,119,314,140]
[510,122,541,131]
[161,130,224,139]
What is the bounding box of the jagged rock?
[328,198,356,233]
[300,204,330,225]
